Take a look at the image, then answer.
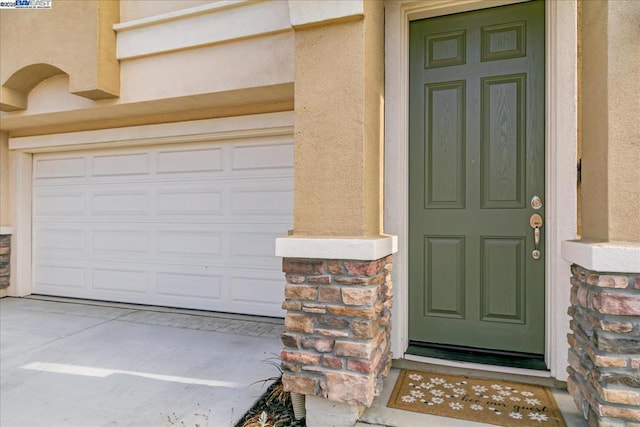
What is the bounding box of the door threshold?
[407,342,547,370]
[401,353,551,380]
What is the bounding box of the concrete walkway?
[0,297,284,427]
[1,297,587,427]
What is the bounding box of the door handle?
[530,214,543,260]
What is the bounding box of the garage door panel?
[91,191,151,215]
[156,272,223,300]
[34,156,86,179]
[33,261,283,315]
[34,265,86,290]
[91,268,150,294]
[231,189,293,215]
[157,189,223,215]
[92,152,150,177]
[231,232,281,258]
[33,136,292,317]
[34,192,86,216]
[231,142,293,171]
[157,147,223,174]
[34,227,287,264]
[230,272,283,307]
[157,231,223,257]
[93,230,150,254]
[35,228,87,251]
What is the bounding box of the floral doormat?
[388,369,566,426]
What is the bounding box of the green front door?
[409,1,545,355]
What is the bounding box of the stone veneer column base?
[566,264,640,427]
[280,255,393,409]
[0,233,11,289]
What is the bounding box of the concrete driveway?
[0,297,284,427]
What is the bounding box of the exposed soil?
[235,377,306,427]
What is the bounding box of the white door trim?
[383,0,578,380]
[8,112,294,299]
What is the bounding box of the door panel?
[425,236,465,318]
[480,237,525,323]
[425,81,466,208]
[409,1,545,355]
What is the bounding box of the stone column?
[280,256,393,407]
[0,133,10,297]
[281,2,393,425]
[566,264,640,426]
[276,236,396,427]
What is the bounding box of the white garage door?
[32,135,293,317]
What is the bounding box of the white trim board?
[114,0,256,32]
[383,0,578,381]
[9,112,294,153]
[115,1,291,60]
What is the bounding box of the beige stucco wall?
[0,132,8,226]
[576,1,582,238]
[0,132,9,294]
[1,34,293,136]
[580,0,640,243]
[293,1,384,237]
[363,0,385,237]
[0,1,294,137]
[120,0,212,21]
[580,0,608,240]
[606,1,640,242]
[0,0,119,111]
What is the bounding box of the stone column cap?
[562,240,640,273]
[276,235,398,260]
[0,226,13,235]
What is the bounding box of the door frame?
[384,0,578,380]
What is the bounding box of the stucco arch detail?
[1,64,68,112]
[0,0,120,113]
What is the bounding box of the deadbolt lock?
[531,195,543,210]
